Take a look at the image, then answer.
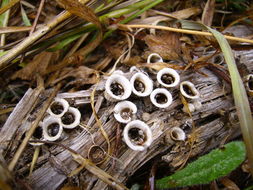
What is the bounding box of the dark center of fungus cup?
[182,84,196,96]
[61,112,75,125]
[50,102,64,115]
[161,74,175,85]
[110,82,124,96]
[33,127,43,139]
[47,123,60,137]
[171,130,179,140]
[248,76,253,90]
[129,127,146,145]
[150,55,161,63]
[134,79,145,93]
[88,146,105,163]
[214,55,223,64]
[155,93,168,104]
[120,108,132,120]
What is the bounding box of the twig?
[119,24,253,44]
[29,140,129,190]
[0,11,71,70]
[0,0,20,15]
[29,0,45,34]
[0,26,32,34]
[8,80,61,171]
[0,0,10,53]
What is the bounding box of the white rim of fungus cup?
[147,53,163,63]
[47,98,69,118]
[130,72,153,97]
[104,74,132,101]
[123,120,153,151]
[113,101,137,123]
[157,68,180,88]
[60,107,81,129]
[42,116,63,141]
[150,88,173,108]
[180,81,200,100]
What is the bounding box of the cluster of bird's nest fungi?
[31,52,208,161]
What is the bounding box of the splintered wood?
[1,49,253,190]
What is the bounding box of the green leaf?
[156,141,246,188]
[0,0,10,27]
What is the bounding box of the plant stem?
[120,24,253,44]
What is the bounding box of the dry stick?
[0,1,10,53]
[29,0,45,34]
[0,0,91,70]
[19,0,45,63]
[120,24,253,44]
[29,140,129,190]
[0,11,71,70]
[8,83,61,171]
[0,0,20,15]
[0,26,32,34]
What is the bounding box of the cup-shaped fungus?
[157,68,180,88]
[42,116,63,141]
[104,74,132,101]
[114,101,137,123]
[130,72,153,97]
[180,81,200,100]
[88,145,106,164]
[60,107,81,129]
[30,124,44,146]
[212,54,224,65]
[150,88,173,108]
[147,53,163,64]
[123,120,153,151]
[47,98,69,117]
[245,74,253,95]
[165,127,186,144]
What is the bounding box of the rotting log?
[1,48,252,189]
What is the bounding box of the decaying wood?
[1,48,252,189]
[0,87,44,154]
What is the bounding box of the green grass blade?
[156,141,246,188]
[47,33,83,52]
[20,5,31,26]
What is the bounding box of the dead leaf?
[144,31,181,60]
[202,0,215,26]
[220,177,240,190]
[51,66,99,86]
[12,52,55,80]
